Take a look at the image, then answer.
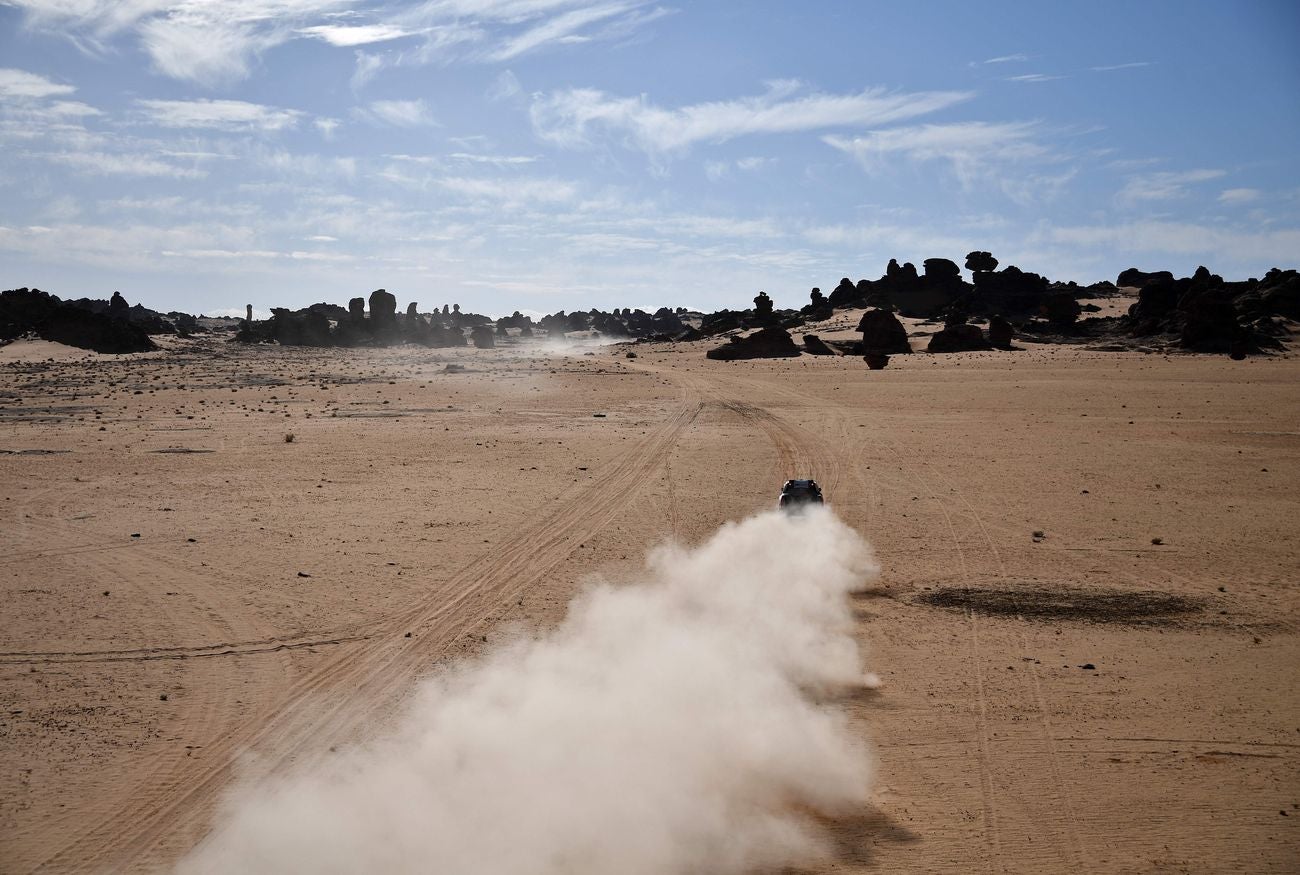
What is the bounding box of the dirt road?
[2,338,1297,872]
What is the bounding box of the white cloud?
[359,98,435,127]
[300,23,420,46]
[1218,187,1260,205]
[1005,73,1064,83]
[314,117,341,138]
[1092,62,1152,72]
[981,53,1028,64]
[0,67,77,99]
[486,69,522,101]
[485,0,637,61]
[46,150,207,178]
[1116,168,1226,205]
[435,175,577,206]
[825,121,1044,168]
[531,82,973,154]
[135,98,304,132]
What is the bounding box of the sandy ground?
[1,331,1297,873]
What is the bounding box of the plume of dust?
[177,508,879,875]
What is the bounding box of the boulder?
[965,251,999,273]
[469,325,495,348]
[987,314,1014,349]
[801,334,838,355]
[927,323,992,353]
[348,297,366,322]
[1042,291,1082,326]
[1117,268,1174,289]
[705,326,801,360]
[856,308,911,354]
[369,289,397,328]
[108,291,129,319]
[864,353,890,370]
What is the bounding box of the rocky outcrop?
[470,325,496,348]
[0,288,157,353]
[973,266,1049,315]
[706,327,801,360]
[1117,268,1174,289]
[927,322,992,353]
[369,289,397,334]
[108,291,129,319]
[801,334,838,355]
[988,314,1014,349]
[857,308,911,355]
[270,307,332,346]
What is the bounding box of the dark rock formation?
[864,353,890,370]
[0,288,156,353]
[927,322,992,353]
[801,334,838,355]
[270,307,332,346]
[965,251,999,274]
[1117,268,1174,289]
[406,302,418,318]
[470,325,495,348]
[706,327,801,360]
[828,277,860,309]
[348,297,365,322]
[973,266,1049,315]
[1042,291,1082,327]
[857,308,911,355]
[108,291,129,319]
[369,289,397,328]
[894,259,967,318]
[988,314,1014,349]
[753,291,775,323]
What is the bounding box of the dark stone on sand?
[864,353,890,370]
[801,334,838,355]
[857,308,911,355]
[706,326,801,360]
[927,322,992,353]
[988,314,1014,349]
[470,325,496,348]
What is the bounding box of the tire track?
[39,378,704,873]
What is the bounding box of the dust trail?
[178,508,878,875]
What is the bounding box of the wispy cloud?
[1218,187,1260,205]
[531,81,973,155]
[46,150,207,179]
[1006,73,1064,83]
[1117,168,1226,204]
[1091,62,1152,72]
[135,98,304,132]
[7,0,661,86]
[0,67,77,99]
[357,98,435,127]
[981,53,1028,64]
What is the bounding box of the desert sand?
[1,331,1298,873]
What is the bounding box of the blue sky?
[1,1,1297,317]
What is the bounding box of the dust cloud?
[178,508,879,874]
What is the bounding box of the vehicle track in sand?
[33,377,705,873]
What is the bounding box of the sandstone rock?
[857,308,911,354]
[470,325,495,348]
[927,322,992,353]
[801,334,838,355]
[988,314,1014,349]
[706,326,801,360]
